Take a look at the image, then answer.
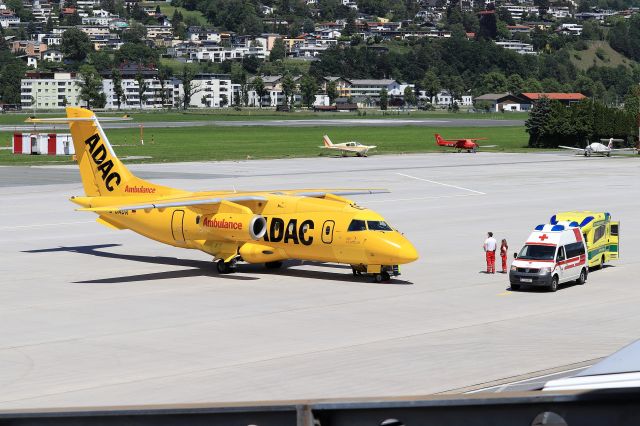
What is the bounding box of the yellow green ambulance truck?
[550,212,619,269]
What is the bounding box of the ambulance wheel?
[576,268,587,285]
[601,255,606,268]
[265,261,283,269]
[549,275,559,292]
[217,260,235,274]
[510,283,521,291]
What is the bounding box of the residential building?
[431,90,473,106]
[349,79,402,98]
[21,71,82,109]
[10,40,48,57]
[495,40,536,54]
[42,49,63,62]
[0,8,20,28]
[558,23,583,36]
[102,77,176,109]
[475,93,526,111]
[500,5,537,21]
[188,74,234,108]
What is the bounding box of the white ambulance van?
[509,222,588,292]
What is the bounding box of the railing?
[1,388,639,426]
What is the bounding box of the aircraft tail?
[65,107,177,197]
[608,138,614,149]
[434,134,444,145]
[322,135,334,147]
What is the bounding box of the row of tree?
[526,97,638,148]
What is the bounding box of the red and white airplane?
[435,133,496,153]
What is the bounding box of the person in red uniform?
[483,232,497,273]
[500,239,509,273]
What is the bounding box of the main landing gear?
[352,265,398,283]
[216,258,237,274]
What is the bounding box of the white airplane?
[559,138,638,157]
[319,135,376,157]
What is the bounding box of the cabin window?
[347,219,366,232]
[565,242,585,258]
[367,221,392,231]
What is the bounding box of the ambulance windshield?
[518,245,556,261]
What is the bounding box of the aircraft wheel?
[586,151,591,157]
[606,152,611,157]
[382,271,391,281]
[265,261,283,269]
[373,273,384,283]
[217,259,235,274]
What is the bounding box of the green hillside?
[569,41,637,71]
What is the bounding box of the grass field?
[0,109,529,125]
[0,125,529,165]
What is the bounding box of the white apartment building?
[188,75,234,108]
[349,79,402,98]
[430,90,473,107]
[21,72,82,109]
[496,40,536,54]
[0,9,20,28]
[189,44,266,63]
[102,78,175,109]
[500,5,537,20]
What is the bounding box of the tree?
[61,28,93,63]
[181,66,199,110]
[158,66,171,109]
[303,18,315,34]
[482,71,508,93]
[404,86,416,107]
[526,97,553,147]
[281,74,296,107]
[123,22,147,44]
[478,6,497,40]
[230,62,248,107]
[252,76,267,108]
[379,87,388,110]
[326,80,338,105]
[623,85,640,120]
[506,74,524,94]
[300,75,318,108]
[343,14,357,36]
[269,38,286,62]
[421,70,440,103]
[111,68,124,110]
[135,72,148,109]
[78,65,106,109]
[0,61,26,104]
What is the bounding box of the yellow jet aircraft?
[28,107,418,282]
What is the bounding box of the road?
[0,152,638,409]
[0,118,525,132]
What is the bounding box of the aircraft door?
[609,222,619,260]
[171,210,185,243]
[321,220,335,244]
[30,135,38,154]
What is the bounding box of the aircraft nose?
[365,232,419,265]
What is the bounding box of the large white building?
[496,40,536,54]
[188,75,234,108]
[21,72,82,110]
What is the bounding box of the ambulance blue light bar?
[535,224,545,231]
[551,225,565,231]
[580,216,594,227]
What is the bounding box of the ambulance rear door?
[609,222,619,260]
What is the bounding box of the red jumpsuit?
[500,246,508,272]
[486,251,496,273]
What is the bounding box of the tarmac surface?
[1,152,639,409]
[0,117,524,132]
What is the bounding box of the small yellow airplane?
[319,135,377,157]
[27,108,418,282]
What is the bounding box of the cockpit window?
[348,219,367,231]
[367,221,392,231]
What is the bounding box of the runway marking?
[395,173,486,195]
[0,220,95,230]
[365,193,481,203]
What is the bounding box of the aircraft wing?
[558,146,586,152]
[78,195,268,213]
[465,138,488,141]
[610,148,639,152]
[275,189,389,197]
